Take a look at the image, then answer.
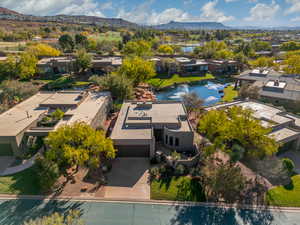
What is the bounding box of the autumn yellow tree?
[158,44,174,54]
[27,43,61,57]
[45,122,116,174]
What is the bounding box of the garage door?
[0,144,14,156]
[115,145,150,157]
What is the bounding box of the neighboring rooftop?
[0,91,110,137]
[205,100,300,144]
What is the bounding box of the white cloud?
[0,0,106,17]
[200,1,234,22]
[117,0,234,25]
[285,0,300,14]
[245,1,280,21]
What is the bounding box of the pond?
[156,81,229,106]
[181,46,195,53]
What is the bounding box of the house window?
[169,136,173,146]
[175,138,179,147]
[165,135,168,144]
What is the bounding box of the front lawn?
[266,175,300,207]
[0,167,40,195]
[222,85,238,102]
[147,73,215,88]
[151,176,205,202]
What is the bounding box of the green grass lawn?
[147,73,215,88]
[151,176,205,202]
[266,175,300,207]
[89,32,121,42]
[222,85,238,102]
[0,167,40,195]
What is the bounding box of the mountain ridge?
[0,7,138,28]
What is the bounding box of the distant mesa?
[153,21,230,30]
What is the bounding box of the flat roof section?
[269,128,300,143]
[39,91,85,107]
[0,92,53,137]
[110,102,152,140]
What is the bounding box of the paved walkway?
[101,158,150,200]
[0,198,300,225]
[0,154,37,176]
[0,157,15,175]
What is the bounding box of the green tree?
[251,40,272,51]
[238,84,260,100]
[18,52,38,80]
[23,210,85,225]
[89,74,134,101]
[59,34,75,52]
[35,156,60,192]
[118,56,156,85]
[45,122,116,174]
[202,160,247,203]
[198,106,278,159]
[75,49,92,73]
[122,40,153,58]
[75,33,88,48]
[182,92,204,117]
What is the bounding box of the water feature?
[181,46,195,53]
[156,81,229,106]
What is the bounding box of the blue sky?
[1,0,300,26]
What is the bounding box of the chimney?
[274,80,279,87]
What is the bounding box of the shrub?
[171,151,181,160]
[0,80,39,106]
[282,158,295,176]
[51,109,65,121]
[149,167,160,180]
[89,74,133,101]
[174,164,187,176]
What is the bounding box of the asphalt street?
[0,199,299,225]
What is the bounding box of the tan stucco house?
[0,91,111,156]
[110,101,195,158]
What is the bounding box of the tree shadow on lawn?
[169,204,277,225]
[283,180,294,191]
[5,167,40,195]
[0,198,84,225]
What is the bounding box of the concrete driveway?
[102,158,150,200]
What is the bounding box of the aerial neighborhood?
[1,3,300,224]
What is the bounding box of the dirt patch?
[53,168,105,198]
